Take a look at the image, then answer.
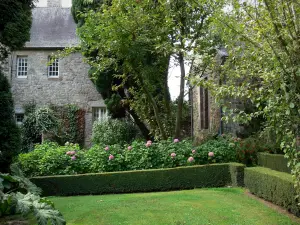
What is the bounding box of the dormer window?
[48,57,59,77]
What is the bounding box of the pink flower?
[128,146,132,150]
[171,153,176,158]
[105,146,109,151]
[71,156,76,160]
[108,154,114,160]
[173,139,179,143]
[208,152,214,157]
[192,150,196,154]
[188,157,194,163]
[145,140,152,147]
[66,151,76,155]
[69,150,76,155]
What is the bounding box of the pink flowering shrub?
[17,137,239,176]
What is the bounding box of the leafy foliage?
[17,138,237,176]
[92,118,140,146]
[0,0,34,60]
[193,0,300,201]
[0,70,21,172]
[0,165,65,225]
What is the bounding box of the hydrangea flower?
[187,157,194,163]
[208,152,214,157]
[66,150,76,156]
[173,139,179,143]
[71,156,76,160]
[128,146,132,150]
[105,146,109,151]
[192,150,196,154]
[108,154,114,160]
[145,140,152,147]
[171,153,176,158]
[65,141,70,146]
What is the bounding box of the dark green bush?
[244,167,300,217]
[92,118,140,146]
[0,70,21,172]
[30,163,244,196]
[257,152,291,173]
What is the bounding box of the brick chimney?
[47,0,61,7]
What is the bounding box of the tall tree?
[0,0,35,60]
[0,0,34,172]
[194,0,300,201]
[73,0,223,139]
[0,71,21,172]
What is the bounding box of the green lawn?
[50,188,299,225]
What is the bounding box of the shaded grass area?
[49,188,298,225]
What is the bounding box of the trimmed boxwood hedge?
[245,167,300,217]
[31,163,244,196]
[257,152,291,173]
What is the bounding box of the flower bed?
[17,138,237,177]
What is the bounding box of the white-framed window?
[92,107,107,122]
[48,56,59,77]
[17,56,28,78]
[15,113,24,126]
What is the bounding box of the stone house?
[4,0,105,146]
[191,48,244,142]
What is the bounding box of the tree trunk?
[128,108,151,140]
[137,75,168,140]
[175,52,185,138]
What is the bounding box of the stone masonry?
[5,6,105,147]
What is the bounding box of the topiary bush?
[92,118,140,146]
[245,167,300,217]
[30,163,245,196]
[0,70,21,172]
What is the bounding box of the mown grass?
[49,188,299,225]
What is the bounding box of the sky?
[35,0,187,100]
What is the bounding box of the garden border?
[31,163,244,196]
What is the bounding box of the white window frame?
[48,56,59,77]
[17,56,28,78]
[15,113,24,126]
[92,107,108,123]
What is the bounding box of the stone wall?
[192,85,221,144]
[6,49,104,146]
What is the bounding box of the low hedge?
[31,163,244,196]
[245,167,299,217]
[257,152,291,173]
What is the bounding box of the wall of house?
[6,49,104,147]
[192,86,221,144]
[192,85,244,144]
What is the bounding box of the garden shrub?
[193,138,236,164]
[245,167,300,217]
[92,118,140,145]
[17,142,88,177]
[30,163,245,196]
[0,70,21,172]
[257,152,291,173]
[17,138,239,177]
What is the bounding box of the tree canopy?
[193,0,300,201]
[0,0,35,60]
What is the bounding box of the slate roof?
[25,7,79,48]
